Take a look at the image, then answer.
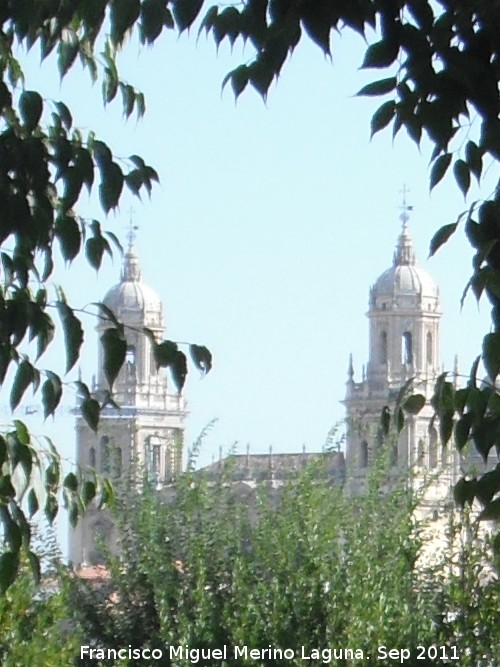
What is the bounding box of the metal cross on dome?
[125,208,139,248]
[399,184,413,226]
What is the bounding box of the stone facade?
[70,238,186,567]
[343,209,460,514]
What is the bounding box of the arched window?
[126,345,136,378]
[152,445,161,478]
[426,332,433,365]
[89,447,96,469]
[360,440,368,468]
[380,331,388,364]
[402,331,413,364]
[100,436,110,473]
[442,444,449,466]
[112,447,122,478]
[429,428,438,468]
[417,439,425,466]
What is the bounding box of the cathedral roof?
[372,221,439,300]
[102,241,164,322]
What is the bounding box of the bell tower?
[70,232,186,566]
[344,193,451,495]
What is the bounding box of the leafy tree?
[0,527,80,666]
[0,3,212,593]
[68,455,500,665]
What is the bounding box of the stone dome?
[102,244,164,322]
[372,223,439,299]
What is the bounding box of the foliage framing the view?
[3,0,500,591]
[0,2,214,593]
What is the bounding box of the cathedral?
[71,205,463,565]
[70,235,186,566]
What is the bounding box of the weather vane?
[398,184,413,227]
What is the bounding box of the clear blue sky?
[12,24,493,550]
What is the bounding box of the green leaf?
[357,77,397,97]
[0,551,20,595]
[55,215,81,263]
[82,480,96,505]
[55,101,72,130]
[13,420,30,445]
[362,40,399,69]
[439,412,454,446]
[110,0,141,46]
[102,67,119,103]
[173,0,204,32]
[370,101,396,137]
[57,302,84,374]
[58,39,79,78]
[74,381,91,402]
[35,313,55,361]
[64,472,78,492]
[153,340,178,369]
[98,477,115,509]
[86,236,105,270]
[100,328,127,389]
[99,161,124,213]
[92,302,122,329]
[465,140,482,181]
[454,413,473,452]
[402,394,426,415]
[300,2,332,55]
[41,373,62,419]
[479,497,500,521]
[483,332,500,383]
[75,148,95,192]
[45,492,58,524]
[0,475,16,499]
[104,231,123,256]
[223,65,249,99]
[92,140,112,168]
[9,435,33,481]
[82,397,100,432]
[453,478,476,508]
[429,153,452,190]
[19,90,43,131]
[475,467,500,506]
[27,488,39,518]
[10,360,34,411]
[136,92,146,118]
[453,159,471,197]
[3,514,22,552]
[428,222,458,257]
[120,83,136,118]
[62,165,84,211]
[189,344,212,375]
[140,0,166,43]
[171,350,188,392]
[45,460,60,490]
